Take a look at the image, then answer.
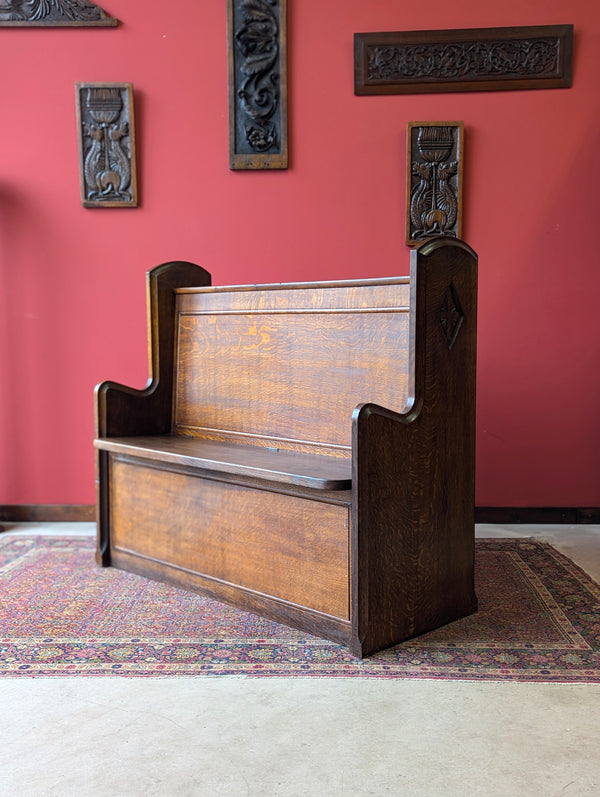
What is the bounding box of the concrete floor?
[1,523,599,797]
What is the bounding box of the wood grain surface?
[174,280,410,454]
[110,457,350,619]
[95,437,352,490]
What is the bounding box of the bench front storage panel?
[108,456,351,623]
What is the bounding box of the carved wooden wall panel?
[0,0,117,26]
[406,122,463,246]
[227,0,288,170]
[75,83,138,208]
[355,25,573,95]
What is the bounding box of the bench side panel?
[95,261,211,565]
[351,238,478,656]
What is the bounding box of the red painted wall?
[1,1,598,507]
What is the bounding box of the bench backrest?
[173,279,412,456]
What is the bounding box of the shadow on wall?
[0,182,68,502]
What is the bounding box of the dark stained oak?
[352,239,478,655]
[95,261,212,440]
[95,261,211,564]
[95,238,478,656]
[95,436,352,490]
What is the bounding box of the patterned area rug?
[1,535,599,681]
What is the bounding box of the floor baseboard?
[475,507,600,524]
[1,505,599,525]
[0,505,95,523]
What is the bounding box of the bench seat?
[95,436,352,491]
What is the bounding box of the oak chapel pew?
[94,237,478,657]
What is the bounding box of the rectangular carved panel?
[227,0,288,169]
[0,1,117,26]
[355,25,573,95]
[75,82,138,208]
[406,122,464,246]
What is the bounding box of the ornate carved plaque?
[355,25,573,95]
[75,83,138,208]
[0,0,117,26]
[227,0,288,170]
[406,122,463,246]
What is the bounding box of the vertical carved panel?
[406,122,464,246]
[75,82,138,208]
[227,0,288,170]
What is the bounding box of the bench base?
[102,454,355,647]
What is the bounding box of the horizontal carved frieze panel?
[0,0,117,26]
[355,25,573,95]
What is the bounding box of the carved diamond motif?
[440,282,464,350]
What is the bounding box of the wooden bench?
[95,237,478,657]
